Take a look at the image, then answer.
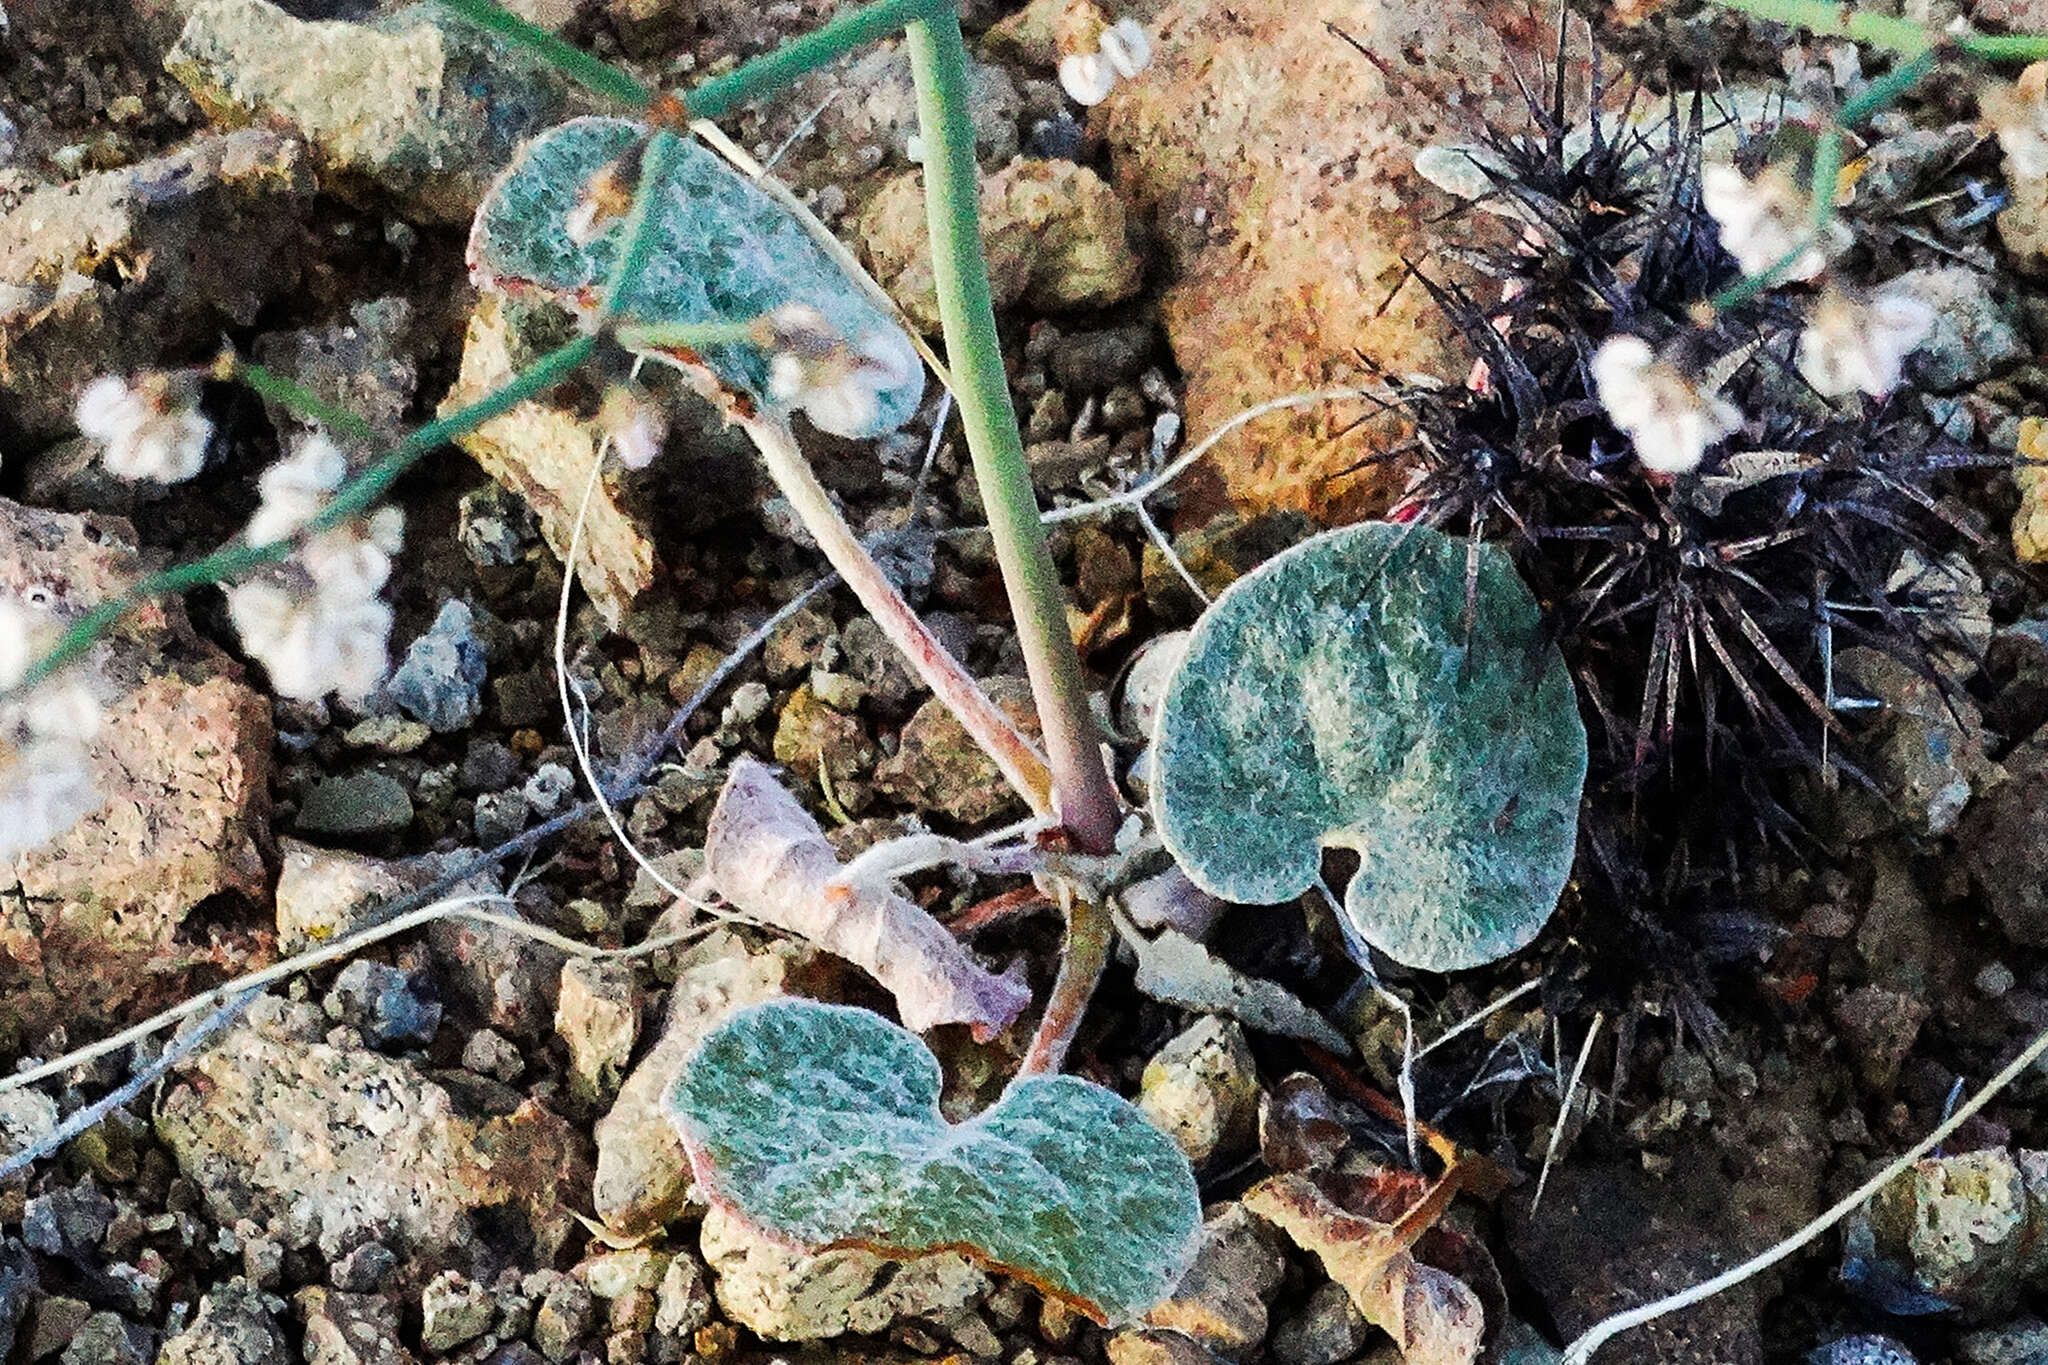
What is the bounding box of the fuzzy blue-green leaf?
[1152,522,1586,973]
[468,115,922,436]
[666,999,1201,1324]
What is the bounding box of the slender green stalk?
[905,10,1121,854]
[438,0,654,106]
[686,0,954,117]
[1838,48,1939,124]
[15,334,597,694]
[438,0,954,123]
[1709,0,1934,54]
[11,121,684,699]
[225,359,376,443]
[1959,32,2048,59]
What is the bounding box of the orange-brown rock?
[0,498,273,1050]
[1100,0,1571,519]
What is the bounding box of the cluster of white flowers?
[758,304,919,439]
[1590,337,1744,476]
[1591,152,1939,474]
[0,596,104,863]
[1795,283,1935,399]
[1699,162,1850,283]
[1058,14,1152,107]
[74,373,212,484]
[225,435,404,703]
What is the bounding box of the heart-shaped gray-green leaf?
[468,115,922,437]
[667,999,1201,1324]
[1152,522,1586,973]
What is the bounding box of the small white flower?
[1058,12,1152,106]
[1590,335,1743,476]
[245,434,349,546]
[598,385,666,470]
[1099,17,1151,78]
[226,576,394,704]
[1983,62,2048,182]
[761,305,919,440]
[1058,52,1118,106]
[227,442,402,703]
[1700,162,1846,283]
[75,373,212,484]
[1795,281,1935,399]
[0,596,104,862]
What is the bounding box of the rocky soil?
[6,2,2048,1365]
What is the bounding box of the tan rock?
[157,995,587,1263]
[860,157,1143,330]
[0,498,272,1052]
[591,930,825,1237]
[167,0,581,223]
[1099,0,1564,518]
[441,294,656,627]
[2013,419,2048,562]
[698,1204,987,1341]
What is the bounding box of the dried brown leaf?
[1245,1173,1484,1365]
[704,758,1031,1037]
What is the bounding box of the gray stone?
[1836,646,1993,838]
[327,1242,396,1293]
[1807,1336,1918,1365]
[297,772,414,838]
[166,0,582,223]
[420,1271,495,1352]
[158,1280,290,1365]
[324,960,440,1048]
[253,296,418,442]
[527,1272,593,1364]
[1897,265,2028,392]
[1958,1316,2048,1365]
[474,788,530,846]
[295,1288,416,1365]
[59,1313,143,1365]
[1268,1282,1371,1365]
[1046,324,1161,393]
[156,996,583,1263]
[1137,1015,1260,1166]
[429,901,565,1040]
[698,1203,987,1341]
[28,1296,93,1362]
[0,1241,35,1363]
[462,1029,525,1083]
[1143,1202,1287,1351]
[388,600,489,733]
[458,484,538,568]
[653,1256,713,1339]
[1863,1148,2048,1315]
[872,678,1038,824]
[1963,736,2048,946]
[461,737,523,793]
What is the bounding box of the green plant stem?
[1017,896,1113,1078]
[438,0,654,105]
[1708,0,1934,54]
[1959,33,2048,59]
[905,9,1122,856]
[225,360,376,443]
[1838,48,1939,124]
[685,0,954,118]
[12,125,683,699]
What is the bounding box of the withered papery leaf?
[704,758,1030,1037]
[1245,1174,1484,1365]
